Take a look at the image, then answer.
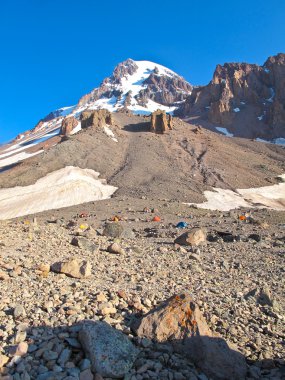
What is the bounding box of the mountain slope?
[1,113,284,200]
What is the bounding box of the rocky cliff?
[177,53,285,139]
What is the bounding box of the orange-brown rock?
[60,116,79,136]
[150,110,173,134]
[80,109,113,129]
[134,294,211,341]
[133,294,247,380]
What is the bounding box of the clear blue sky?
[0,0,284,143]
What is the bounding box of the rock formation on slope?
[150,110,173,133]
[177,53,285,139]
[60,116,79,136]
[80,109,113,129]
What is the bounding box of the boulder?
[79,321,139,378]
[61,116,79,136]
[71,236,98,253]
[150,110,173,134]
[133,294,246,380]
[174,228,206,246]
[51,258,91,278]
[107,242,125,254]
[103,223,134,239]
[81,109,113,129]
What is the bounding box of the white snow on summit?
[86,60,185,115]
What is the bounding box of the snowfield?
[0,166,117,220]
[189,174,285,211]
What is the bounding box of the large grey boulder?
[103,223,135,239]
[79,321,139,378]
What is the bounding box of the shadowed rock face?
[177,53,285,139]
[80,109,113,129]
[150,110,173,134]
[138,72,192,106]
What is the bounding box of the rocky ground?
[0,197,284,379]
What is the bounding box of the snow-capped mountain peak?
[1,59,192,169]
[77,58,192,114]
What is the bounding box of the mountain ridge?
[177,53,285,140]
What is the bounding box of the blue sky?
[0,0,284,143]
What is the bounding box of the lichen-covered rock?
[134,293,211,341]
[174,228,206,246]
[150,110,172,134]
[80,109,113,129]
[51,258,91,278]
[79,321,139,378]
[133,294,247,380]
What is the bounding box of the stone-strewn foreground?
[0,198,284,379]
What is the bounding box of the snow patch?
[215,127,234,137]
[255,137,285,146]
[274,137,285,145]
[70,122,82,135]
[188,176,285,211]
[267,88,275,102]
[0,150,44,169]
[103,126,118,142]
[233,108,240,112]
[0,166,117,220]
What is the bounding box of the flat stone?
[71,237,98,253]
[51,258,92,278]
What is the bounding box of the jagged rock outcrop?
[177,53,285,139]
[150,110,173,134]
[137,71,192,106]
[60,116,79,136]
[80,109,113,129]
